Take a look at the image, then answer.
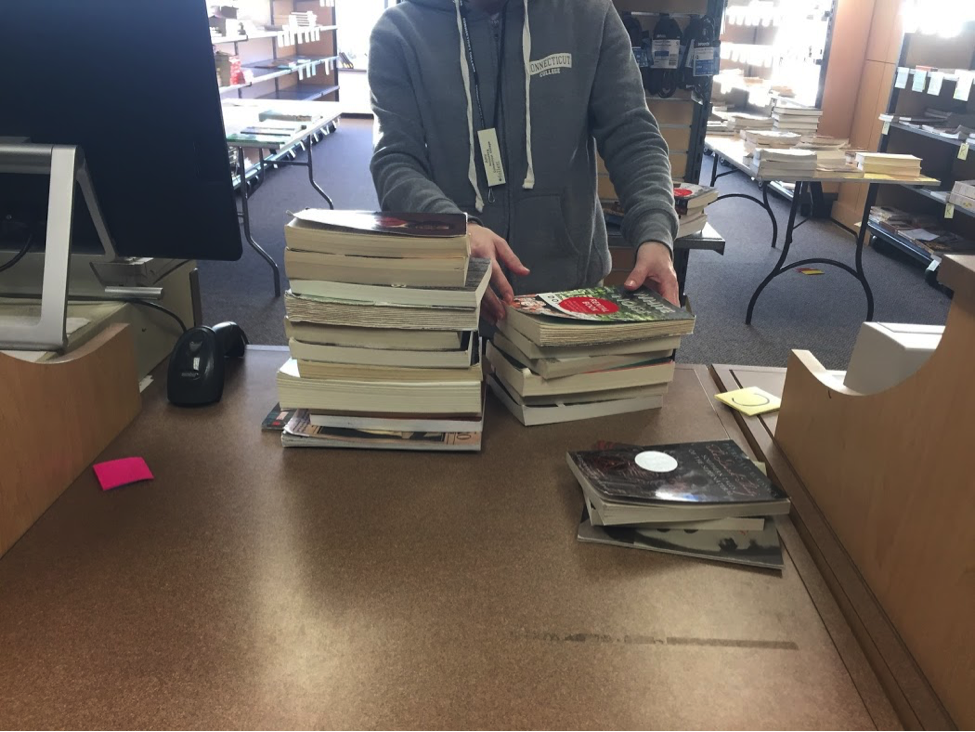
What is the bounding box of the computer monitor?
[0,0,242,262]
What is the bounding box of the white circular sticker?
[634,451,679,473]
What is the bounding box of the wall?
[832,0,905,227]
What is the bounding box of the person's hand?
[625,241,679,306]
[469,222,530,323]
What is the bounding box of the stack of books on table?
[568,439,791,570]
[748,148,816,178]
[276,210,490,451]
[772,102,822,134]
[673,183,717,237]
[948,180,975,213]
[855,153,923,177]
[741,129,801,151]
[721,112,774,131]
[486,286,695,426]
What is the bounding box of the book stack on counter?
[772,102,822,134]
[487,286,695,426]
[276,210,490,451]
[719,112,774,131]
[748,148,816,178]
[568,440,792,570]
[673,183,717,237]
[855,153,922,177]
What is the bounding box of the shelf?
[899,184,975,219]
[212,24,338,45]
[258,83,340,102]
[219,67,295,94]
[867,221,935,265]
[888,121,968,148]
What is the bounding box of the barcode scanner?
[167,321,248,407]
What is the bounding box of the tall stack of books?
[487,286,695,426]
[276,210,490,451]
[748,148,816,178]
[855,152,923,177]
[772,102,822,135]
[568,440,792,570]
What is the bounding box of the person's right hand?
[469,222,530,323]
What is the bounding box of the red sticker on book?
[557,296,621,315]
[673,187,693,198]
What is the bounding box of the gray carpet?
[200,120,951,369]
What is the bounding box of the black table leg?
[856,183,878,321]
[673,247,690,306]
[709,150,719,186]
[746,181,804,324]
[761,182,778,249]
[305,141,334,210]
[237,147,282,298]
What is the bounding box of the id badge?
[477,128,506,187]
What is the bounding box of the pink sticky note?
[93,458,154,491]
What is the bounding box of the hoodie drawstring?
[521,0,535,190]
[455,0,485,212]
[455,0,534,210]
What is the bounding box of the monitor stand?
[0,143,171,350]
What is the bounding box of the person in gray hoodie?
[369,0,680,322]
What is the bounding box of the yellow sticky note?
[945,203,955,219]
[715,386,782,416]
[882,121,890,135]
[959,143,969,161]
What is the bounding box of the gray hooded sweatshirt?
[369,0,678,294]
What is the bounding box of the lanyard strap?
[460,8,506,132]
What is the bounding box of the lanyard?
[460,7,506,132]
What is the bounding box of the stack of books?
[720,112,774,131]
[568,440,792,570]
[948,180,975,213]
[275,11,317,28]
[748,148,816,178]
[772,102,822,134]
[487,286,695,426]
[276,210,490,451]
[741,129,801,151]
[869,205,975,258]
[855,152,923,177]
[673,183,717,237]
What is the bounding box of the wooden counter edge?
[709,364,953,731]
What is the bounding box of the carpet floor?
[199,118,951,369]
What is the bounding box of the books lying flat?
[282,410,481,452]
[497,374,669,406]
[285,319,462,351]
[296,357,481,382]
[289,258,490,309]
[284,248,469,288]
[308,409,484,433]
[487,342,674,397]
[673,183,718,215]
[577,510,783,570]
[855,152,922,174]
[289,334,474,368]
[492,331,672,379]
[285,209,470,258]
[678,212,708,238]
[505,286,695,348]
[566,440,791,525]
[284,290,481,331]
[277,358,482,414]
[489,375,663,426]
[496,319,681,360]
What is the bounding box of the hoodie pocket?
[509,190,584,293]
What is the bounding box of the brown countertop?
[0,350,885,729]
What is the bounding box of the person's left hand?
[624,241,680,306]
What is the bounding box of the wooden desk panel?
[0,351,886,729]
